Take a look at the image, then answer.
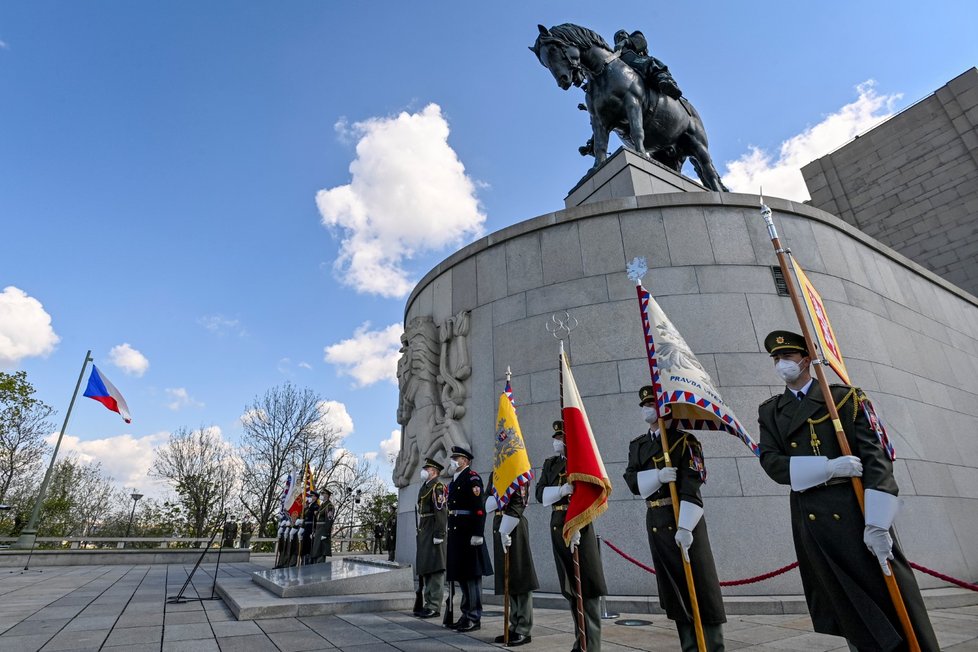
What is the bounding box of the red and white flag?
[560,351,612,545]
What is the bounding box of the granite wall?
[395,191,978,596]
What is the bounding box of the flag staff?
[503,366,512,647]
[759,198,920,652]
[627,262,706,652]
[14,351,92,550]
[558,341,588,652]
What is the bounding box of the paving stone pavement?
[0,563,975,651]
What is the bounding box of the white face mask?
[419,468,430,481]
[641,406,657,424]
[552,439,566,455]
[448,459,459,473]
[776,359,803,383]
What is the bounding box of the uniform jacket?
[759,383,938,651]
[535,455,607,599]
[623,429,725,624]
[488,473,540,596]
[299,502,318,555]
[446,466,493,581]
[311,500,335,561]
[415,477,448,576]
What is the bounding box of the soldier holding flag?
[624,386,726,651]
[758,330,938,651]
[485,378,538,646]
[414,458,448,619]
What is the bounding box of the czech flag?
[83,365,132,423]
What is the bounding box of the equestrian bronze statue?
[531,24,727,192]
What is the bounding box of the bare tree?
[151,426,238,537]
[0,371,53,504]
[238,383,344,535]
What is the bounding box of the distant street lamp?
[125,492,144,543]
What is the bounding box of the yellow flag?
[491,386,533,508]
[791,257,851,385]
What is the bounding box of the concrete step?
[216,576,415,620]
[484,586,978,616]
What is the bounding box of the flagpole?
[631,280,707,652]
[760,200,921,652]
[13,350,92,550]
[559,342,588,652]
[503,367,512,647]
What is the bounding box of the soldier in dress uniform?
[758,330,939,652]
[415,458,448,619]
[623,387,726,651]
[274,510,291,568]
[239,518,254,549]
[300,491,319,564]
[445,445,493,633]
[311,488,336,563]
[486,470,538,646]
[385,507,397,562]
[536,420,608,652]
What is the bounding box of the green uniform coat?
[623,429,726,625]
[758,383,939,651]
[535,455,607,599]
[415,477,448,576]
[488,473,540,596]
[311,501,335,561]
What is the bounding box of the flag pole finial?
[506,366,512,382]
[627,257,648,286]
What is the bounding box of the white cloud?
[380,429,401,457]
[316,400,355,438]
[722,81,902,201]
[165,387,204,411]
[298,361,312,370]
[108,343,149,377]
[324,322,402,388]
[316,103,486,297]
[198,314,245,337]
[47,431,169,490]
[0,286,60,367]
[363,451,379,461]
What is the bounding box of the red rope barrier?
[910,562,978,592]
[603,539,978,591]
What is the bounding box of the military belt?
[551,505,568,511]
[646,497,673,509]
[419,513,434,519]
[449,509,472,516]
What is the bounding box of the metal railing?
[0,535,387,552]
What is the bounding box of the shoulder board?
[468,468,478,476]
[630,431,649,443]
[434,482,446,491]
[760,394,779,406]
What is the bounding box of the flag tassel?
[760,201,921,652]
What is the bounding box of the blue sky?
[2,1,977,494]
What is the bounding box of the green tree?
[0,371,53,505]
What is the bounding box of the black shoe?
[417,608,440,619]
[456,620,481,633]
[448,618,469,630]
[508,634,531,647]
[494,631,517,643]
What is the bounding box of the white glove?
[658,466,677,483]
[675,528,693,562]
[470,536,484,546]
[864,526,894,575]
[501,533,512,551]
[559,482,575,497]
[569,530,581,552]
[827,455,863,479]
[433,537,443,545]
[484,496,499,514]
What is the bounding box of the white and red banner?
[560,352,612,546]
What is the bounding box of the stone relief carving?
[393,311,472,487]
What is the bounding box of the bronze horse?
[531,24,727,191]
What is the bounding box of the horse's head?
[530,24,584,90]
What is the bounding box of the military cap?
[552,420,565,437]
[422,457,444,472]
[450,445,473,460]
[320,487,332,497]
[638,385,656,405]
[308,490,319,498]
[764,330,809,356]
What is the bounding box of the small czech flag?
[83,365,132,423]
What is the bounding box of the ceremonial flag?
[282,469,304,520]
[278,472,294,512]
[82,365,132,423]
[636,285,759,456]
[304,462,316,495]
[790,256,851,385]
[560,352,612,545]
[490,379,533,509]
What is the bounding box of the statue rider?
[613,30,682,99]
